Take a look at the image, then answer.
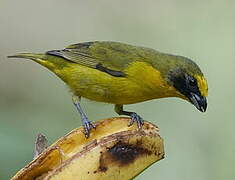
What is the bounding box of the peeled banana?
[11,117,164,180]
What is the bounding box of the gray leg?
[72,96,95,138]
[115,104,144,128]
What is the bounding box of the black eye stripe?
[184,74,197,87]
[169,72,201,97]
[189,78,197,86]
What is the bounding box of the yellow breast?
[53,61,178,104]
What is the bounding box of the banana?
[11,117,164,180]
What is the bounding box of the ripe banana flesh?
[11,117,164,180]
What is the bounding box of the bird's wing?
[46,41,154,77]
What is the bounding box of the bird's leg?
[72,96,95,138]
[115,104,144,128]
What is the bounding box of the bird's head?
[166,56,208,112]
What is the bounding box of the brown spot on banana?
[11,118,164,180]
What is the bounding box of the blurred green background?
[0,0,234,179]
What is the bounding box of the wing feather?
[46,41,156,77]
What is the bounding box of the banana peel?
[11,117,164,180]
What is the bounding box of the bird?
[8,41,208,137]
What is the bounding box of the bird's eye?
[189,78,197,86]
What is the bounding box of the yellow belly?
[52,62,179,105]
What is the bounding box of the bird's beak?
[189,93,207,112]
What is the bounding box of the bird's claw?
[128,112,144,129]
[82,117,96,138]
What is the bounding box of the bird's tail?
[8,52,72,82]
[8,53,59,71]
[8,53,45,63]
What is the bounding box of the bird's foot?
[82,117,96,138]
[128,112,144,129]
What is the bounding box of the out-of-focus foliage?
[0,0,234,179]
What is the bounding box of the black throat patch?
[168,70,201,98]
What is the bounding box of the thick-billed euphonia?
[8,41,208,137]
